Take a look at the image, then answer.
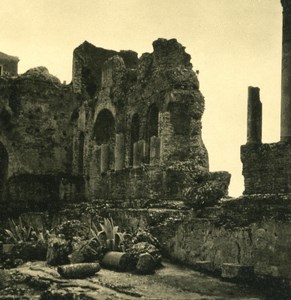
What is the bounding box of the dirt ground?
[0,260,279,299]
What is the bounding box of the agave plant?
[5,217,32,243]
[90,218,126,251]
[5,217,50,244]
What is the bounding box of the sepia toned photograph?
[0,0,290,299]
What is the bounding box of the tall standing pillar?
[281,0,291,141]
[247,86,262,144]
[133,140,145,168]
[114,133,125,171]
[150,136,161,165]
[101,144,109,173]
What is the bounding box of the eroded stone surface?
[0,38,229,215]
[0,261,271,299]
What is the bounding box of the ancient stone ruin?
[0,38,230,214]
[242,0,291,194]
[1,1,291,299]
[0,52,19,77]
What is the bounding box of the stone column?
[281,0,291,141]
[247,86,262,144]
[133,140,145,168]
[150,136,161,165]
[100,144,109,173]
[114,133,125,171]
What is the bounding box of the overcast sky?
[1,0,283,196]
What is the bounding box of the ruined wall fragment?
[72,38,229,205]
[0,67,83,210]
[0,51,19,76]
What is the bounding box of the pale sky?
[1,0,282,197]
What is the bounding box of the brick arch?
[94,108,116,172]
[0,135,17,178]
[93,102,116,125]
[94,109,116,145]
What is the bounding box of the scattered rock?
[182,171,231,208]
[14,241,47,261]
[132,229,161,249]
[40,288,76,300]
[127,242,162,269]
[69,238,103,264]
[26,276,51,290]
[2,258,24,269]
[136,252,156,274]
[46,235,71,266]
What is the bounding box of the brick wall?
[241,142,291,194]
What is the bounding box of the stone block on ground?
[221,263,254,281]
[136,252,156,274]
[69,238,102,264]
[46,236,71,266]
[127,242,162,268]
[132,229,161,249]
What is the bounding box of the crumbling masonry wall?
[241,143,291,194]
[240,87,291,194]
[0,68,83,213]
[0,52,19,76]
[0,39,230,212]
[241,0,291,195]
[71,39,230,206]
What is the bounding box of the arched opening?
[94,109,115,171]
[0,143,8,201]
[130,113,140,166]
[95,109,115,145]
[78,132,85,174]
[146,104,159,163]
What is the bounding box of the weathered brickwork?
[0,39,230,212]
[0,67,83,211]
[241,142,291,194]
[241,1,291,195]
[71,38,229,205]
[51,194,291,283]
[0,51,19,76]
